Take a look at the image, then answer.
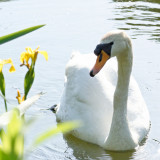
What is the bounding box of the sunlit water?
[0,0,160,159]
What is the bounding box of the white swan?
[56,30,150,151]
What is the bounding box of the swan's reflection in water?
[64,134,134,160]
[63,133,160,160]
[28,126,160,160]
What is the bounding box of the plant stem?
[4,99,7,112]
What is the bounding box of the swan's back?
[56,52,150,147]
[56,52,116,145]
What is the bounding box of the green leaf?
[0,72,7,111]
[0,110,24,160]
[0,72,5,96]
[7,110,22,138]
[24,67,35,99]
[0,129,5,141]
[0,24,45,45]
[33,121,80,147]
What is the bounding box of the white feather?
[56,31,150,151]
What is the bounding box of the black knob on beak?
[90,70,95,77]
[94,44,102,56]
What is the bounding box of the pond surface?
[1,0,160,159]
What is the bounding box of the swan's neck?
[104,49,136,151]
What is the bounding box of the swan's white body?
[56,31,150,151]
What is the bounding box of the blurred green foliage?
[0,110,79,160]
[0,24,80,160]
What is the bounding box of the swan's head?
[90,30,131,77]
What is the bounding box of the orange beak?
[90,50,110,77]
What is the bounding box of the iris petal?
[20,52,26,63]
[0,64,3,72]
[0,59,16,73]
[9,65,16,72]
[20,47,48,68]
[38,51,48,61]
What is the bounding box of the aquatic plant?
[0,106,79,160]
[20,46,48,100]
[0,25,45,45]
[0,59,16,111]
[0,25,79,160]
[0,25,45,111]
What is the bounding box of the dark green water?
[0,0,160,159]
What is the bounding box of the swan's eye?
[99,53,102,62]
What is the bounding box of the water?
[0,0,160,159]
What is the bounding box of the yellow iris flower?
[0,58,16,73]
[20,46,48,69]
[16,90,24,104]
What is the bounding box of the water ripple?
[112,0,160,42]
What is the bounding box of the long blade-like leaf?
[33,121,81,147]
[0,24,45,45]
